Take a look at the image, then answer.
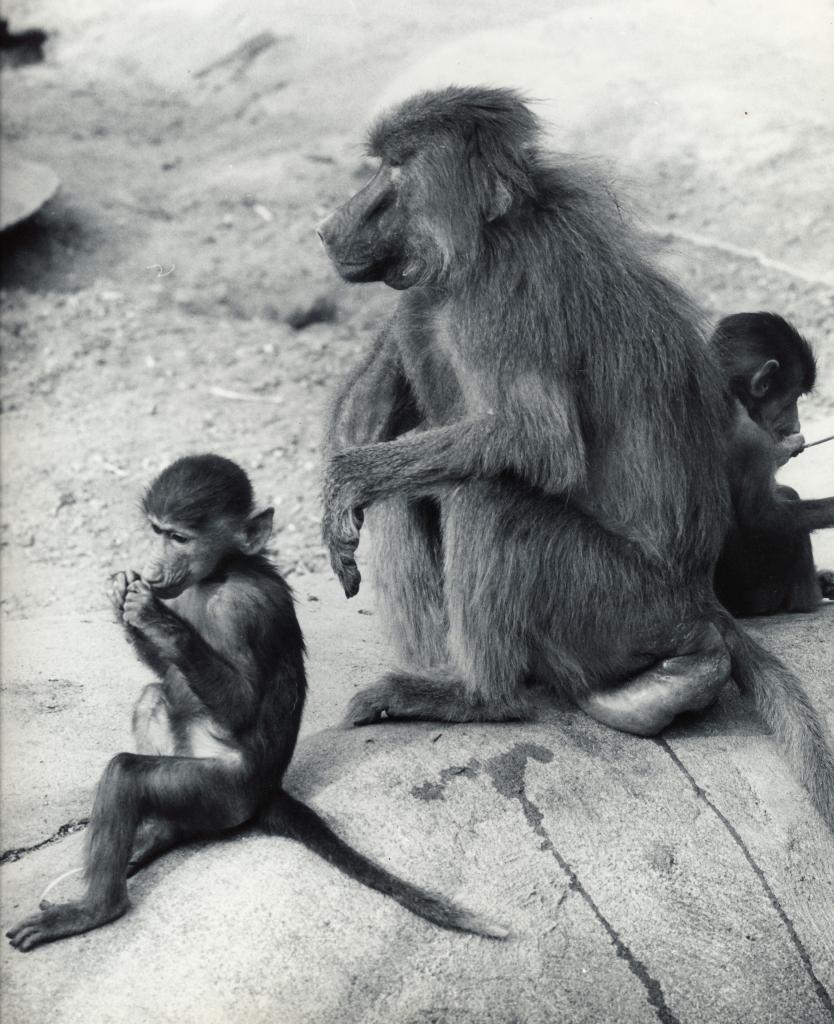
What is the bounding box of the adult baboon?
[319,87,834,828]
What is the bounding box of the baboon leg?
[347,488,533,726]
[345,667,525,726]
[349,484,729,732]
[126,818,190,876]
[7,755,253,951]
[366,495,447,667]
[738,532,822,615]
[782,534,824,612]
[577,622,732,737]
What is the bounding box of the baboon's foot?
[345,671,525,727]
[7,896,129,951]
[578,622,731,737]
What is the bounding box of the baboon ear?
[240,507,274,554]
[485,179,512,222]
[467,123,515,222]
[750,358,780,399]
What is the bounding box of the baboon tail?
[258,790,509,939]
[721,616,834,831]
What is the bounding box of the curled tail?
[721,617,834,830]
[258,790,509,939]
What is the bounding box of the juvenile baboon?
[712,312,834,615]
[7,455,505,951]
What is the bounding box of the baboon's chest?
[159,668,240,762]
[400,305,489,423]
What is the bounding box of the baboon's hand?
[775,432,805,466]
[108,570,140,622]
[323,504,363,598]
[122,578,160,631]
[323,459,365,597]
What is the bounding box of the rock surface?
[2,579,834,1024]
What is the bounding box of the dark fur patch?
[142,453,254,529]
[713,312,816,397]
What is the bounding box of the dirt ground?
[1,0,833,623]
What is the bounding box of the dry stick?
[206,386,282,405]
[803,434,834,450]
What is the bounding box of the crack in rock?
[411,741,681,1024]
[1,818,89,865]
[658,738,834,1016]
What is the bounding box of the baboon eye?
[170,533,189,545]
[150,522,162,535]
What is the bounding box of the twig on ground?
[206,386,283,405]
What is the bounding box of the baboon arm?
[728,426,834,534]
[735,490,834,536]
[326,329,417,455]
[782,496,834,533]
[124,627,172,677]
[322,407,585,597]
[325,426,462,511]
[732,448,834,534]
[130,603,259,732]
[325,386,585,512]
[732,476,777,528]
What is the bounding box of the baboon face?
[139,516,232,598]
[317,103,517,291]
[713,312,816,442]
[317,159,413,289]
[139,454,274,598]
[753,382,803,441]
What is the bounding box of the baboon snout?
[139,562,164,587]
[315,213,336,248]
